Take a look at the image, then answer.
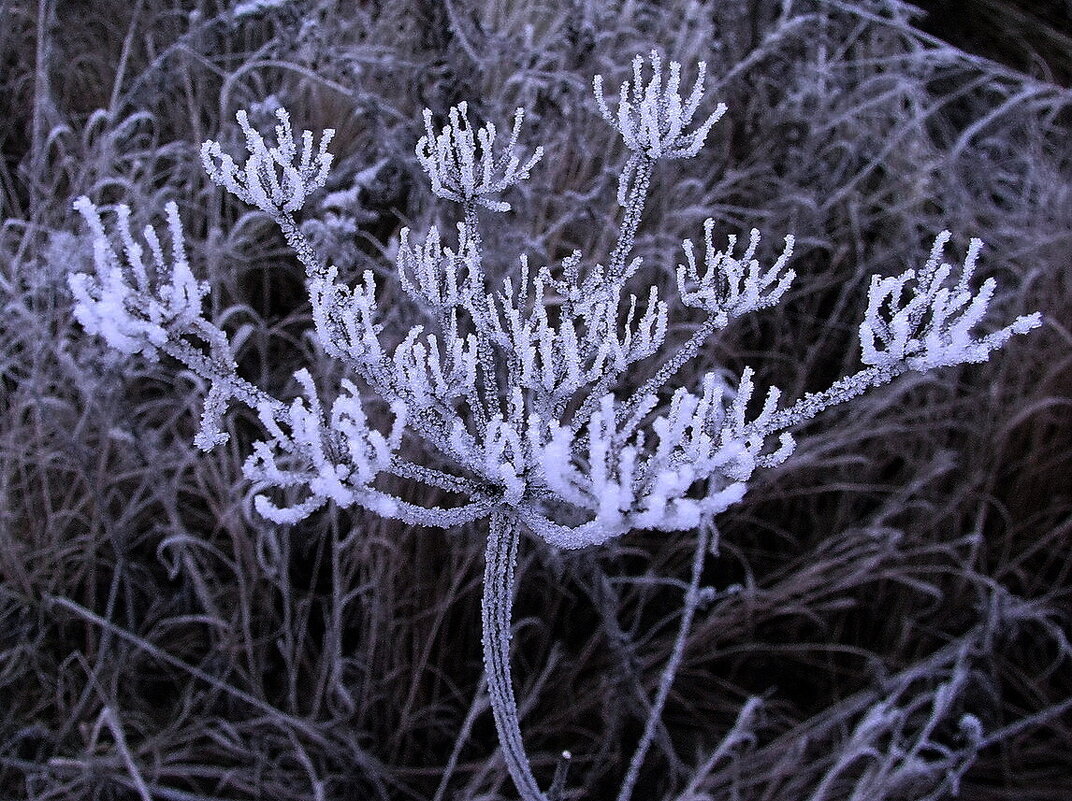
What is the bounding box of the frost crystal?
[416,102,543,211]
[678,222,796,325]
[594,51,727,205]
[69,198,206,357]
[860,231,1041,371]
[201,108,335,215]
[245,371,406,524]
[594,50,727,161]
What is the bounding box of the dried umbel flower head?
[70,51,1040,801]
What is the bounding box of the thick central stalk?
[482,510,548,801]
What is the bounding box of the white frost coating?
[397,224,479,310]
[416,102,543,211]
[741,235,1043,441]
[70,198,206,358]
[678,222,796,325]
[71,92,1040,546]
[484,262,668,404]
[524,372,792,549]
[860,231,1041,371]
[594,51,727,202]
[201,108,335,216]
[244,370,406,525]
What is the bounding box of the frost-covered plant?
[69,52,1040,800]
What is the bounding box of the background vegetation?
[1,0,1069,798]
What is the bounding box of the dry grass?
[1,1,1069,799]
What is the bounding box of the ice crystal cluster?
[69,52,1039,801]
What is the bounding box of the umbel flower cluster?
[70,52,1040,801]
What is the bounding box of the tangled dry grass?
[1,1,1070,799]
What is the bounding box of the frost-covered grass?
[2,1,1070,800]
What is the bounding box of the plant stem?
[482,510,548,801]
[608,155,655,283]
[617,522,712,801]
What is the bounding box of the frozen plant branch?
[593,50,727,163]
[201,108,335,215]
[416,102,544,212]
[69,197,284,449]
[594,50,727,205]
[70,198,205,358]
[677,223,796,325]
[69,50,1040,801]
[860,231,1041,371]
